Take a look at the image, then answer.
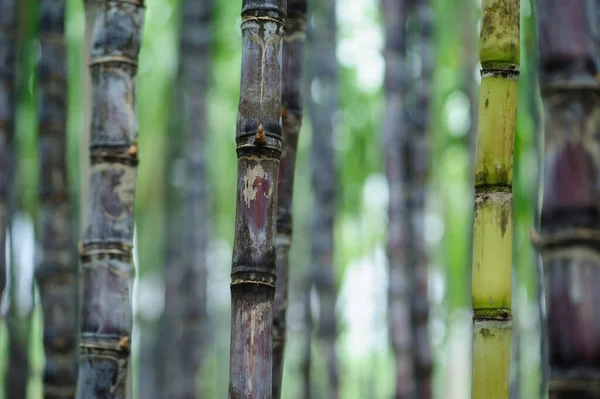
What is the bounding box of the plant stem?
[229,1,285,397]
[382,0,414,396]
[272,0,307,397]
[77,1,144,397]
[534,1,600,397]
[405,1,434,396]
[36,1,79,397]
[162,0,212,397]
[471,0,519,397]
[0,0,17,308]
[306,0,339,395]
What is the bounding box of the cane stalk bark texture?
[76,1,144,397]
[229,1,285,397]
[534,1,600,397]
[306,0,339,396]
[404,1,433,397]
[162,0,212,397]
[36,1,79,397]
[470,0,519,397]
[382,0,414,397]
[272,0,306,397]
[0,0,16,309]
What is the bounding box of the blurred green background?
[0,0,542,397]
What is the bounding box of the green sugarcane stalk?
[77,1,145,397]
[471,0,519,397]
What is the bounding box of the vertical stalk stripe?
[77,1,144,398]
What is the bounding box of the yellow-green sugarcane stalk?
[471,0,519,397]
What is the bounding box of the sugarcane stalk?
[533,1,600,397]
[306,0,339,396]
[471,0,519,397]
[36,1,79,397]
[229,1,285,397]
[76,1,144,397]
[0,0,17,309]
[405,0,433,397]
[272,0,307,397]
[6,1,33,397]
[161,0,212,397]
[382,0,414,397]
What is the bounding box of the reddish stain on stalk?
[248,173,272,233]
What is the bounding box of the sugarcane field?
[0,0,596,398]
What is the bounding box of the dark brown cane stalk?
[534,0,600,397]
[382,0,414,397]
[229,1,285,397]
[36,1,79,397]
[76,1,144,397]
[404,0,434,397]
[272,1,307,397]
